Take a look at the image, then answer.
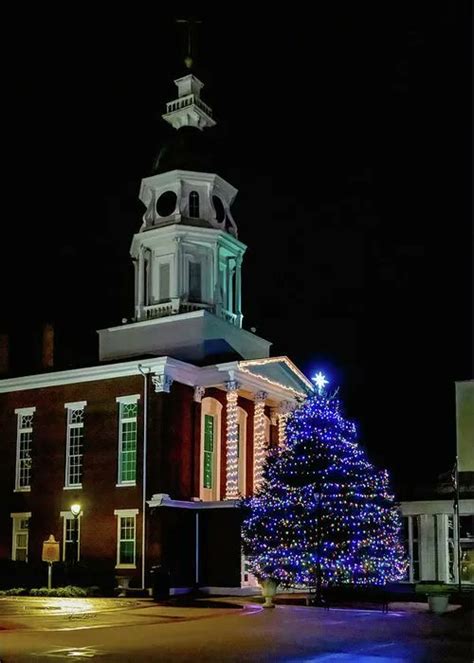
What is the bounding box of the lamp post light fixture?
[70,504,81,564]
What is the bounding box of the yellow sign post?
[42,534,60,589]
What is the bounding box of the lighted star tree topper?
[241,372,406,591]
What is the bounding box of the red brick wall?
[0,374,270,587]
[204,388,228,500]
[0,376,144,578]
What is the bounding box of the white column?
[276,401,294,448]
[253,392,268,492]
[133,259,138,320]
[436,514,449,583]
[225,380,240,499]
[151,371,173,393]
[137,248,144,319]
[173,236,181,299]
[214,244,222,317]
[226,257,233,314]
[235,255,242,327]
[419,514,436,580]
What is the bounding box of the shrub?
[30,587,50,596]
[5,588,28,596]
[0,585,99,598]
[55,586,87,598]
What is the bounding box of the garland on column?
[225,381,239,499]
[253,392,268,492]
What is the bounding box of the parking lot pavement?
[0,598,471,662]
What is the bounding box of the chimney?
[42,323,54,369]
[0,333,9,375]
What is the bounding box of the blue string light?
[241,388,407,587]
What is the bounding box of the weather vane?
[312,371,329,395]
[176,18,202,69]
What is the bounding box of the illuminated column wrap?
[225,380,240,499]
[278,401,294,448]
[253,391,268,492]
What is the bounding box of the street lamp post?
[70,504,81,565]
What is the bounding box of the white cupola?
[162,74,216,131]
[130,74,245,329]
[98,64,272,364]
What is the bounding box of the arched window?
[200,398,222,501]
[189,191,200,218]
[237,407,248,496]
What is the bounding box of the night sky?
[1,6,472,497]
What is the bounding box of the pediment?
[238,357,313,397]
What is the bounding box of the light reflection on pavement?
[0,598,140,617]
[30,646,108,658]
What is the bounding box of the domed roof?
[151,125,221,175]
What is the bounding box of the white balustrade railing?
[166,94,213,117]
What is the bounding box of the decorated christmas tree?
[242,373,406,592]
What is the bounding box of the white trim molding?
[116,394,141,405]
[64,401,87,409]
[200,397,223,502]
[148,495,238,510]
[14,407,36,415]
[114,508,140,517]
[114,509,139,569]
[15,409,34,492]
[117,398,140,487]
[64,402,85,489]
[60,511,82,562]
[10,512,31,562]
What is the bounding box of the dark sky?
[1,6,472,497]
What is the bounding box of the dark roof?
[151,125,221,175]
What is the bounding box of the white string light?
[225,381,240,499]
[278,413,290,448]
[253,391,268,492]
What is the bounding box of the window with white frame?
[114,509,138,567]
[200,398,222,501]
[64,402,86,488]
[61,512,81,562]
[11,513,31,561]
[15,407,35,491]
[117,395,140,486]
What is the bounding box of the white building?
[401,379,474,586]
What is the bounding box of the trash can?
[150,564,170,601]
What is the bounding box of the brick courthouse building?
[0,70,313,592]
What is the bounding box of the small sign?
[42,534,60,563]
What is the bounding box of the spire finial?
[176,18,202,70]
